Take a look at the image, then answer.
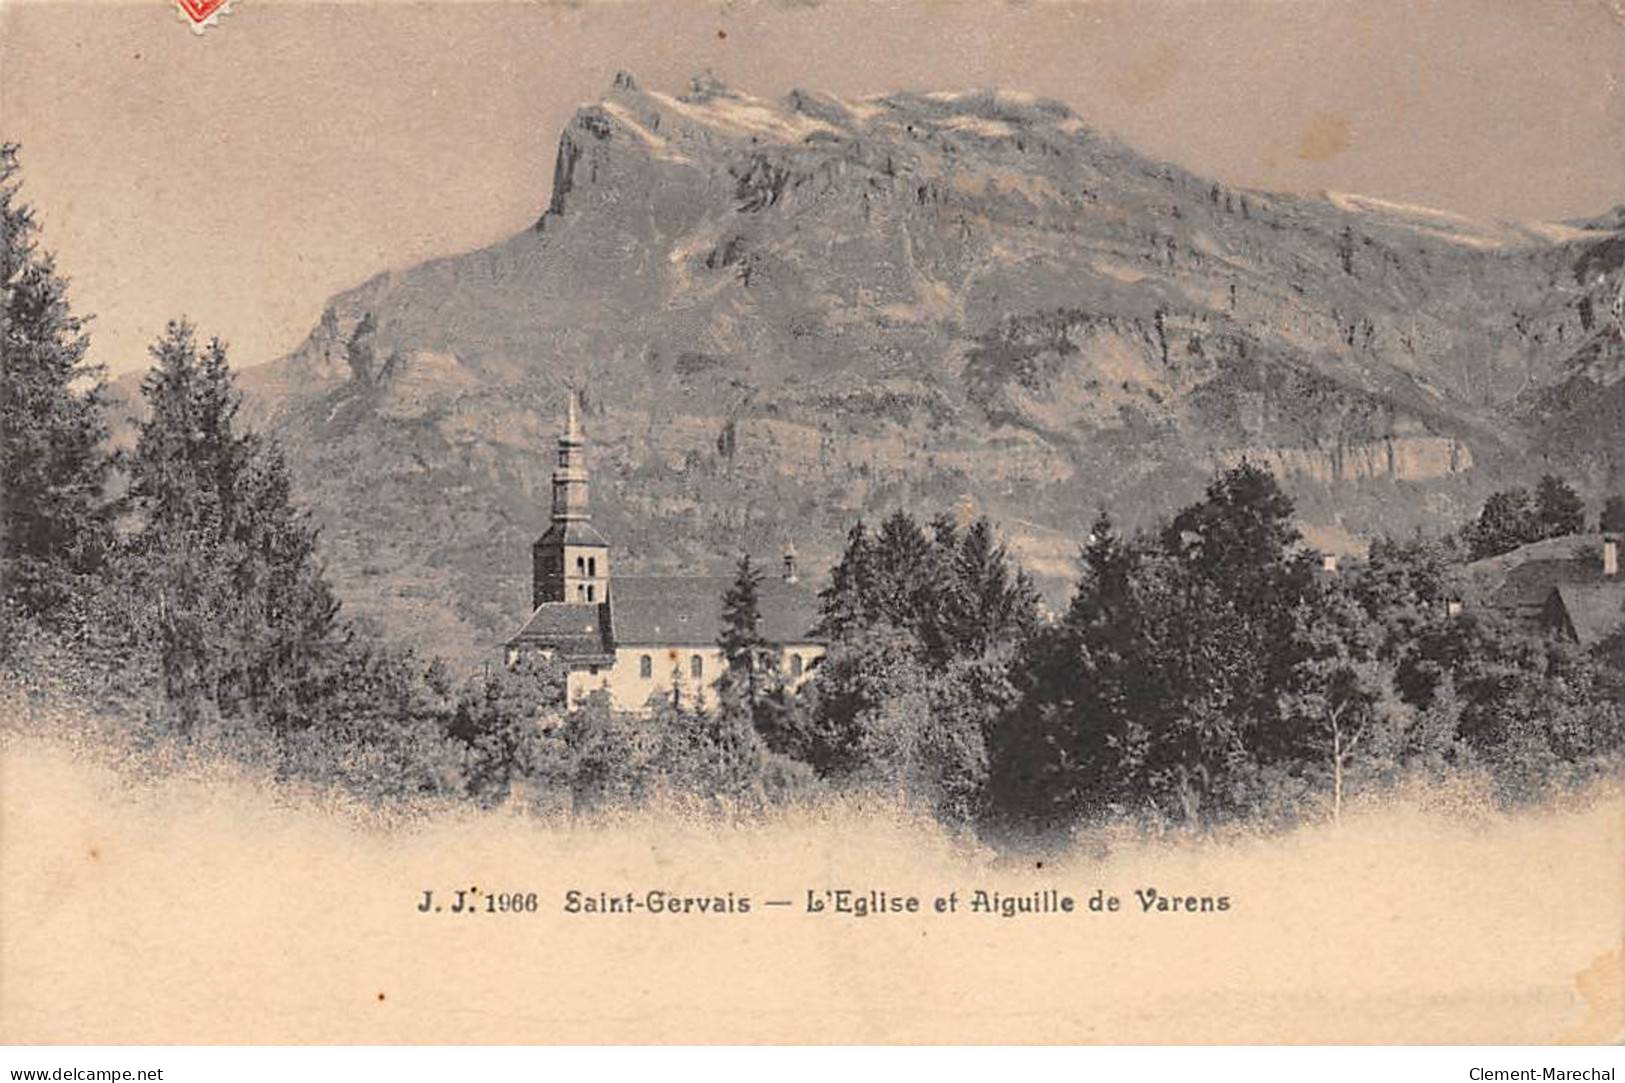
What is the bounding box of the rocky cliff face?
[238,75,1624,664]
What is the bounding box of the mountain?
[222,73,1623,666]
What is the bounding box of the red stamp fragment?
[175,0,230,33]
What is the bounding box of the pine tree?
[128,321,339,730]
[814,520,874,641]
[0,143,115,627]
[869,510,940,633]
[943,517,1040,658]
[717,553,776,718]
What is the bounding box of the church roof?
[608,576,823,647]
[536,520,610,548]
[507,576,825,655]
[508,601,613,660]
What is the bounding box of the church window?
[576,584,586,601]
[790,654,804,677]
[640,655,652,679]
[586,585,595,602]
[690,655,703,680]
[576,556,586,573]
[588,556,597,577]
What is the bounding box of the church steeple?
[531,390,610,609]
[552,390,590,522]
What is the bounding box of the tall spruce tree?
[942,517,1041,659]
[129,321,339,731]
[814,520,873,641]
[717,553,776,717]
[0,144,115,628]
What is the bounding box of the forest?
[4,143,1623,842]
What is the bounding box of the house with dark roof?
[1542,582,1625,647]
[506,395,825,710]
[1466,533,1623,647]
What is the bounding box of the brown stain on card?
[1296,112,1352,162]
[1561,946,1625,1043]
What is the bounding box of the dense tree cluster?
[769,512,1040,821]
[985,472,1621,834]
[1461,475,1592,560]
[642,464,1618,836]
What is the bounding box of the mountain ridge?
[212,75,1623,665]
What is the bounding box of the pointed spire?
[551,390,590,523]
[565,389,582,443]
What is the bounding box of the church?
[506,394,826,711]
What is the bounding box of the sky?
[3,0,1623,376]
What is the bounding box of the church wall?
[779,644,824,693]
[561,643,825,713]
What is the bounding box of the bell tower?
[531,391,610,608]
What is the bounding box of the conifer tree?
[869,510,940,633]
[128,321,339,730]
[717,553,776,720]
[943,517,1041,658]
[0,143,115,628]
[814,521,873,641]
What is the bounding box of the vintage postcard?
[1,0,1623,1051]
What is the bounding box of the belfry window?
[690,655,703,680]
[576,556,586,573]
[586,585,595,602]
[640,655,653,679]
[588,556,597,577]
